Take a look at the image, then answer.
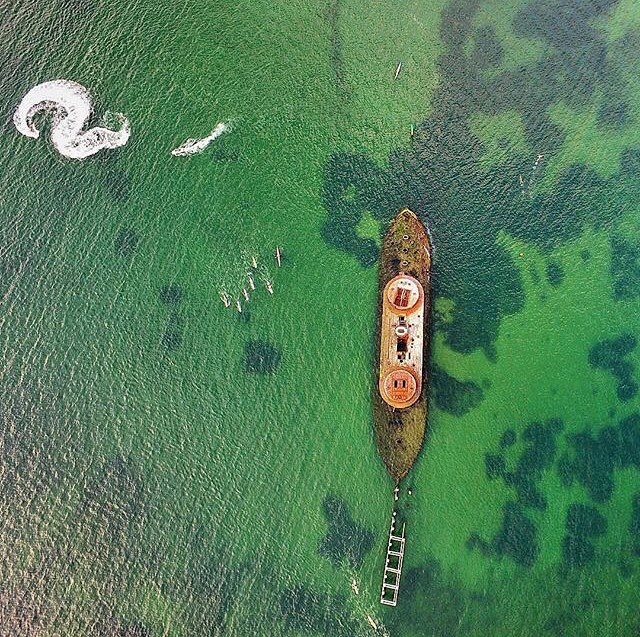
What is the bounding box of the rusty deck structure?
[373,208,432,483]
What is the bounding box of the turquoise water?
[1,0,639,635]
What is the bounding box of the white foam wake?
[13,79,130,160]
[171,122,228,156]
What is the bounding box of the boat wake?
[171,122,229,156]
[13,79,130,159]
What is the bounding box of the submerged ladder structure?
[379,511,406,606]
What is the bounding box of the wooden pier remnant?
[380,511,406,606]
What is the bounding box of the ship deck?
[373,208,432,483]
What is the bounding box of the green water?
[1,0,639,635]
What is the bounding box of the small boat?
[367,615,378,630]
[248,274,255,290]
[351,578,359,595]
[220,291,230,308]
[242,288,249,301]
[170,122,228,157]
[275,246,282,267]
[394,62,402,80]
[410,124,414,137]
[251,256,258,269]
[236,300,242,312]
[265,280,273,294]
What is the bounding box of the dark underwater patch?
[473,419,563,567]
[499,428,517,449]
[244,339,282,374]
[318,494,374,570]
[161,326,182,351]
[619,559,633,579]
[468,502,539,568]
[510,0,617,114]
[610,233,640,301]
[619,146,640,177]
[631,492,640,557]
[325,0,351,101]
[545,260,564,286]
[485,453,506,480]
[158,285,185,352]
[489,419,561,510]
[159,284,184,305]
[114,227,139,258]
[561,502,607,569]
[161,312,184,352]
[565,502,607,537]
[321,152,391,268]
[513,0,617,47]
[320,0,633,357]
[558,413,640,503]
[597,99,629,128]
[494,502,539,568]
[104,168,132,202]
[431,365,484,416]
[588,334,638,402]
[390,558,467,637]
[543,610,580,637]
[471,26,503,70]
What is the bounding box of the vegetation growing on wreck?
[373,211,431,482]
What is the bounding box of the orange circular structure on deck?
[384,275,423,314]
[380,368,418,408]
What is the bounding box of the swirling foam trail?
[171,122,228,156]
[13,79,130,160]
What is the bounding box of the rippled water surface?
[1,0,640,635]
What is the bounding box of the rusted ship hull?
[374,208,431,483]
